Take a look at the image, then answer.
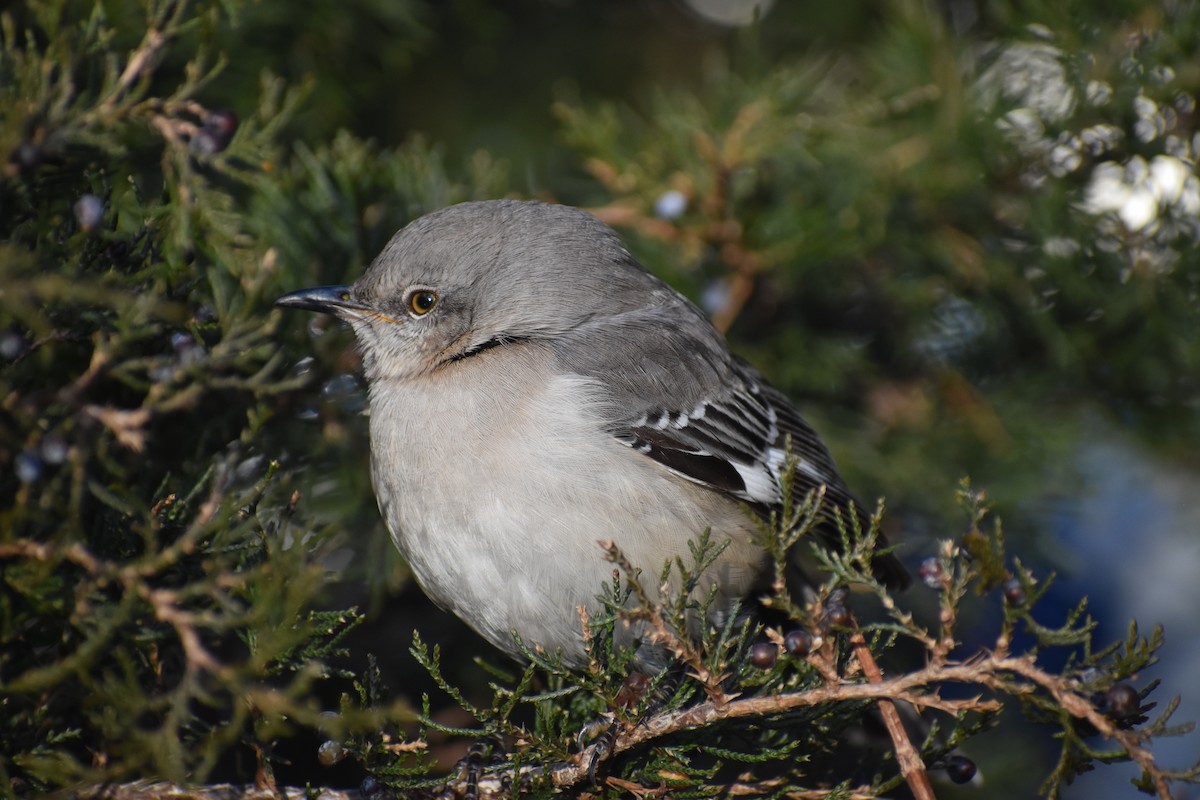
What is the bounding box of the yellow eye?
[408,290,438,316]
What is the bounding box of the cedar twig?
[539,651,1187,797]
[848,623,934,800]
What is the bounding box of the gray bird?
[277,199,909,668]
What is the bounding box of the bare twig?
[97,0,197,114]
[535,650,1191,797]
[85,405,152,452]
[548,662,1001,791]
[848,625,934,800]
[140,587,225,676]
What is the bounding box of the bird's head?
[275,200,664,382]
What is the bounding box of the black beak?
[275,285,360,315]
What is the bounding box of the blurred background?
[2,0,1199,796]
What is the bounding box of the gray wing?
[552,299,910,591]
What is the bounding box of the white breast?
[367,344,764,666]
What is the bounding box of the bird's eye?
[338,290,351,301]
[407,290,438,316]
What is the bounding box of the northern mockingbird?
[277,199,909,668]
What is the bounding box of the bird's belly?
[367,364,765,665]
[384,450,765,664]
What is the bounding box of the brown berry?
[784,629,812,658]
[944,754,977,784]
[317,739,347,766]
[749,641,777,670]
[1002,577,1026,606]
[203,108,238,140]
[1105,683,1140,719]
[822,603,851,630]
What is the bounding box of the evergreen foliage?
[332,479,1198,798]
[2,0,1198,797]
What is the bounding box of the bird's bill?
[274,285,363,315]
